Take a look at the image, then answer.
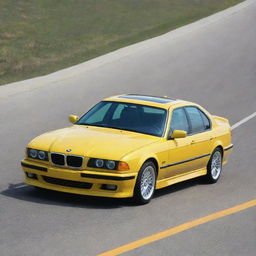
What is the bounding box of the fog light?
[26,172,37,179]
[101,184,117,191]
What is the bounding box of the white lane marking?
[13,184,27,189]
[231,112,256,130]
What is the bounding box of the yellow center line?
[97,199,256,256]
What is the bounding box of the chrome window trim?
[168,105,213,138]
[184,106,212,135]
[168,107,189,138]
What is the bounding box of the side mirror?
[69,114,79,124]
[171,130,187,139]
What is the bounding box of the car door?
[163,107,196,179]
[184,106,214,171]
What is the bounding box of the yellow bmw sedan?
[21,94,233,204]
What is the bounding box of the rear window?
[185,106,208,133]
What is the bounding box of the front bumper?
[21,160,137,198]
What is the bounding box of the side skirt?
[156,168,207,190]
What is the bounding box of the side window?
[199,109,211,129]
[185,106,205,133]
[170,108,189,134]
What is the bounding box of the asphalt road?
[0,1,256,255]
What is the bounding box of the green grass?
[0,0,243,85]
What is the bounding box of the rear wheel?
[205,148,223,183]
[133,161,156,204]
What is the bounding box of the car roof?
[103,94,194,109]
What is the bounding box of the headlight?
[95,159,104,168]
[38,151,46,160]
[87,158,119,170]
[106,160,115,170]
[27,148,48,161]
[29,149,37,158]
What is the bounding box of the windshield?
[77,101,167,137]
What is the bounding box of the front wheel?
[133,161,156,205]
[205,148,223,183]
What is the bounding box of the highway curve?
[0,1,255,255]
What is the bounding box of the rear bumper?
[21,160,137,198]
[223,144,233,165]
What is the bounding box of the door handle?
[191,138,212,144]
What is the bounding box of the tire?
[133,161,156,205]
[205,148,223,183]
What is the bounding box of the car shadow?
[154,177,205,198]
[1,177,205,209]
[1,183,131,209]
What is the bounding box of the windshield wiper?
[78,123,117,129]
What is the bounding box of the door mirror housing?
[171,130,187,139]
[69,114,79,124]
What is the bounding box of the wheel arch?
[216,145,224,156]
[205,144,224,184]
[137,156,159,177]
[145,157,159,176]
[211,139,224,157]
[133,156,159,204]
[212,144,224,157]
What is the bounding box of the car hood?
[28,125,160,160]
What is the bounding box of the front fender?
[120,147,162,174]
